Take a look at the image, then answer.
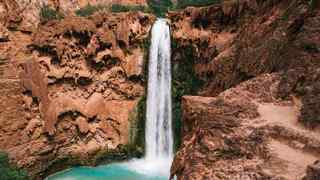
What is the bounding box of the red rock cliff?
[0,0,148,31]
[169,0,320,179]
[0,9,155,178]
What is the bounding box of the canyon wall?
[1,0,320,179]
[0,0,148,32]
[0,7,154,178]
[170,0,320,179]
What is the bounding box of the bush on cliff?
[40,5,64,23]
[0,152,28,180]
[171,42,204,150]
[309,0,317,9]
[75,4,108,17]
[176,0,221,9]
[147,0,172,17]
[111,4,151,13]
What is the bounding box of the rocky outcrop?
[0,11,154,179]
[170,0,320,124]
[170,0,320,179]
[172,73,320,179]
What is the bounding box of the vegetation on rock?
[176,0,221,9]
[75,4,151,17]
[309,0,318,9]
[147,0,173,17]
[127,96,147,157]
[147,0,221,17]
[130,37,151,154]
[133,96,147,152]
[111,4,151,13]
[171,40,203,150]
[0,152,28,180]
[40,5,64,23]
[75,4,108,17]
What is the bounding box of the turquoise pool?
[47,159,170,180]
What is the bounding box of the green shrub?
[75,4,108,17]
[147,0,173,17]
[176,0,221,9]
[40,5,64,23]
[0,152,29,180]
[147,0,220,16]
[310,0,317,10]
[111,4,151,13]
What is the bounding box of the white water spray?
[146,18,173,161]
[123,18,173,177]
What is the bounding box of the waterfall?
[146,18,173,161]
[123,18,173,177]
[46,18,174,180]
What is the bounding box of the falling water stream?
[146,18,173,162]
[48,19,173,180]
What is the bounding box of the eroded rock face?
[170,0,320,124]
[170,0,320,179]
[0,0,148,31]
[172,73,320,180]
[0,11,154,179]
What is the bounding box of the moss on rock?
[0,152,29,180]
[171,39,204,151]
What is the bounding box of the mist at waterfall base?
[47,19,173,180]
